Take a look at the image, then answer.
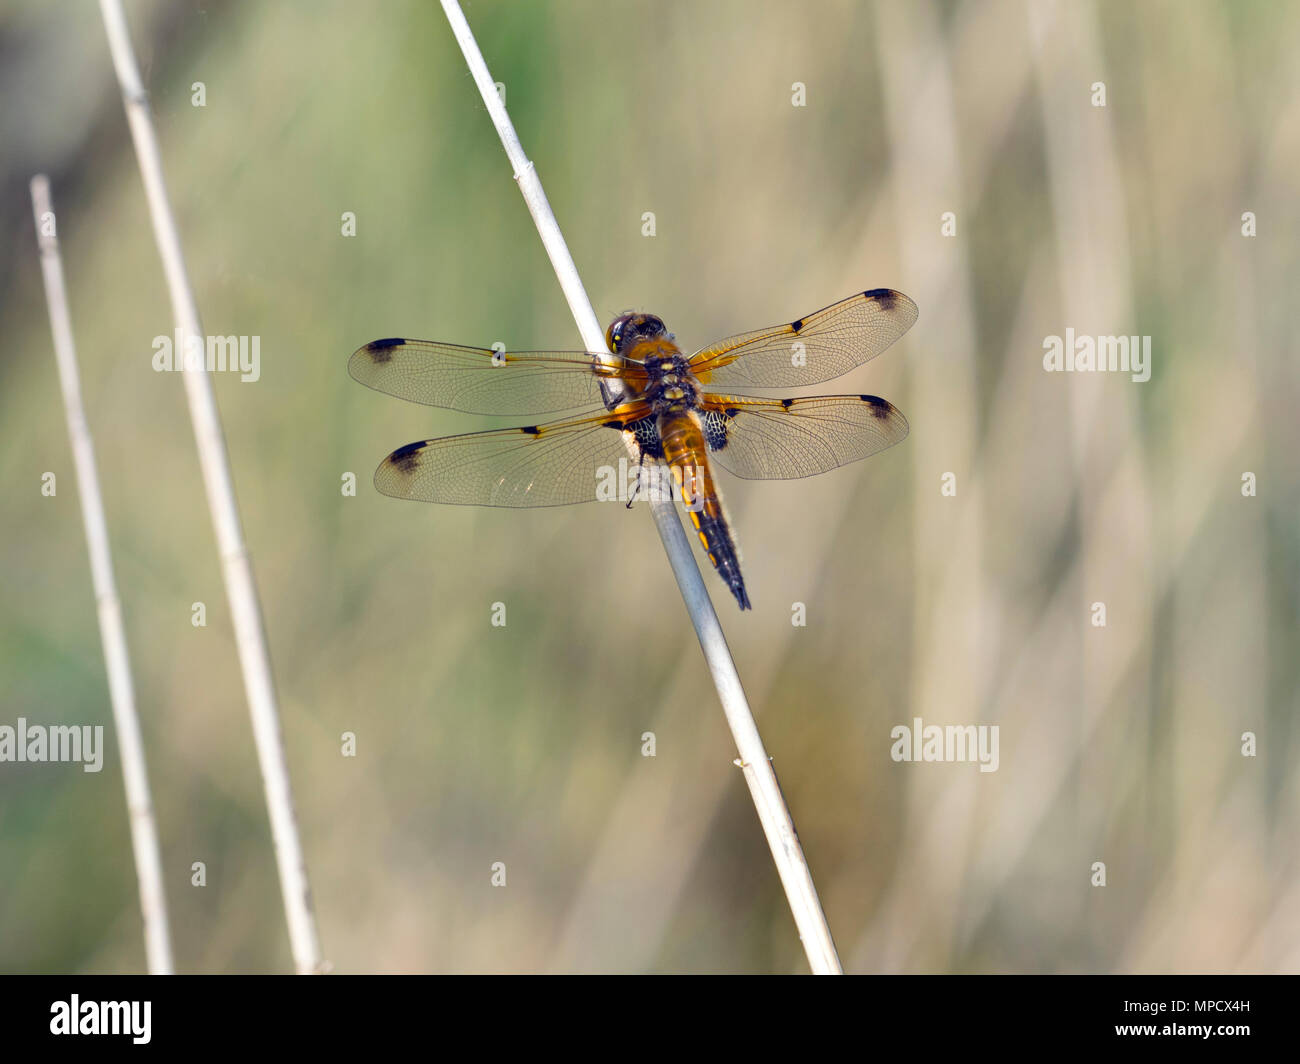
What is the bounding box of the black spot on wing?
[520,425,541,435]
[627,416,665,459]
[863,288,898,311]
[364,337,405,363]
[780,397,795,409]
[703,409,732,451]
[388,440,426,471]
[790,318,804,332]
[861,394,894,419]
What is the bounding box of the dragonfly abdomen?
[658,410,752,610]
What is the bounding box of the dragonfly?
[349,288,916,610]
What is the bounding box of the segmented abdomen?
[657,411,751,610]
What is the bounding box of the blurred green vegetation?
[0,0,1296,972]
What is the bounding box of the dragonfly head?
[606,312,669,355]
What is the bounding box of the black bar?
[0,974,1288,1051]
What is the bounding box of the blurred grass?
[0,0,1297,972]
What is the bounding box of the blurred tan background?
[1,0,1297,973]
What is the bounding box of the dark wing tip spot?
[364,337,405,363]
[388,440,426,471]
[520,425,542,436]
[863,288,898,310]
[861,394,894,419]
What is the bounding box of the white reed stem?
[30,174,175,975]
[440,0,841,974]
[97,0,323,974]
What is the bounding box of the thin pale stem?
[97,0,323,974]
[30,174,175,975]
[440,0,841,974]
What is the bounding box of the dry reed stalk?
[30,174,174,975]
[439,0,841,973]
[97,0,323,974]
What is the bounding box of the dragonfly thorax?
[641,350,700,414]
[644,361,696,416]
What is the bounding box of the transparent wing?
[349,338,638,415]
[688,289,917,389]
[699,394,909,480]
[373,403,653,507]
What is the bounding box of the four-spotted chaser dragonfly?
[349,288,916,609]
